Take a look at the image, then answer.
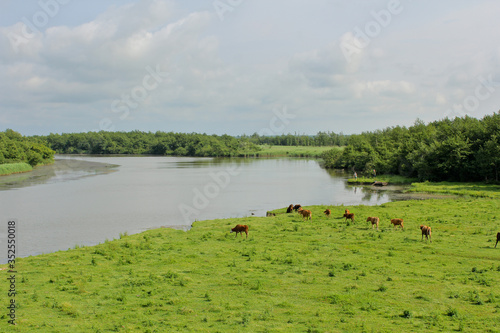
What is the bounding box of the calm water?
[0,156,395,259]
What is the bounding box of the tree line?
[241,132,349,146]
[0,129,55,166]
[321,112,500,182]
[37,131,257,157]
[36,131,349,157]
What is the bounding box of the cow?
[420,225,431,242]
[266,211,276,217]
[366,217,379,230]
[345,209,350,215]
[293,204,302,212]
[297,207,312,220]
[390,218,404,230]
[324,209,331,217]
[343,212,355,222]
[230,224,248,238]
[495,232,500,248]
[286,204,294,213]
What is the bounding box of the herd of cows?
[230,204,500,247]
[228,203,473,244]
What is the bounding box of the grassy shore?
[347,175,419,185]
[0,163,32,176]
[1,185,500,332]
[241,145,337,158]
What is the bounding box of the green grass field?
[347,175,419,185]
[1,186,500,332]
[0,163,32,176]
[242,145,337,158]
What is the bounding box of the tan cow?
[390,218,404,230]
[366,217,379,230]
[420,225,432,242]
[231,224,249,238]
[324,209,331,217]
[298,208,312,221]
[495,232,500,248]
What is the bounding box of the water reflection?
[0,158,117,191]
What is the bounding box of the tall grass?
[2,189,500,331]
[0,162,32,176]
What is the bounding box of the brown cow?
[495,232,500,248]
[230,224,248,238]
[420,225,431,242]
[345,209,350,215]
[391,218,404,230]
[366,217,379,230]
[343,212,355,222]
[298,208,312,221]
[324,209,331,217]
[293,204,302,212]
[286,204,294,213]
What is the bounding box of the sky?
[1,0,500,136]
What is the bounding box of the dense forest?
[38,131,258,157]
[0,129,55,166]
[321,112,500,182]
[37,131,347,157]
[242,131,349,146]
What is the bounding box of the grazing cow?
[343,212,355,222]
[324,209,331,217]
[366,217,379,230]
[286,204,294,213]
[390,218,404,230]
[231,224,249,238]
[293,204,302,212]
[495,232,500,248]
[298,209,312,221]
[420,225,431,242]
[266,212,276,217]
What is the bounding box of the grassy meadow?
[0,163,32,176]
[1,186,500,332]
[242,145,337,158]
[347,175,419,185]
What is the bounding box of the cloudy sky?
[1,0,500,136]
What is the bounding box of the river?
[0,155,399,259]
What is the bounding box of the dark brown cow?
[343,212,355,222]
[231,224,248,238]
[420,225,431,242]
[495,232,500,248]
[293,204,302,212]
[324,209,331,217]
[286,204,294,213]
[366,217,379,230]
[391,218,404,230]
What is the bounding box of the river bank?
[2,183,499,331]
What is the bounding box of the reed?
[0,162,32,176]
